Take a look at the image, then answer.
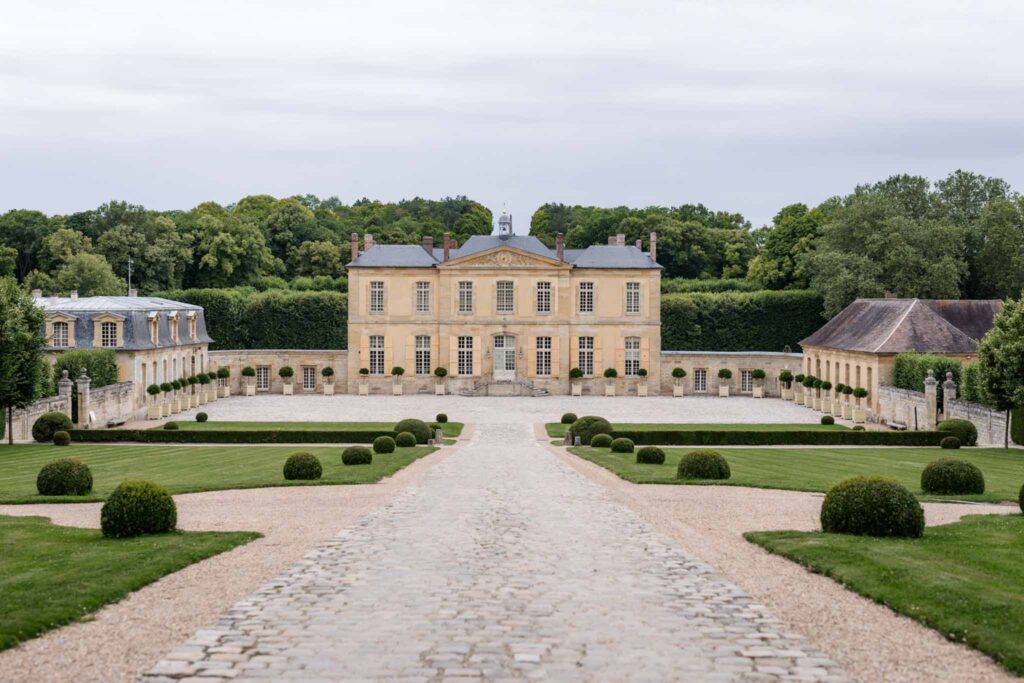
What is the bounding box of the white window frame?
[457,336,473,376]
[496,280,514,313]
[415,335,431,376]
[625,336,640,377]
[415,282,431,314]
[256,366,270,390]
[302,366,316,391]
[458,281,473,314]
[536,281,551,314]
[694,368,708,393]
[740,369,753,393]
[52,321,69,348]
[536,336,552,377]
[369,335,385,376]
[578,336,594,377]
[578,282,594,313]
[369,281,385,314]
[625,281,640,314]
[100,321,118,348]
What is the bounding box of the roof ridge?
[873,299,917,352]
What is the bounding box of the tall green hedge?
[893,353,963,404]
[661,290,824,352]
[661,278,760,293]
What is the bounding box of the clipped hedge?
[560,412,578,425]
[938,419,978,447]
[569,416,612,445]
[608,429,948,447]
[395,431,417,448]
[394,418,431,444]
[636,446,665,464]
[32,412,73,443]
[590,434,613,448]
[100,480,177,538]
[283,452,323,480]
[373,435,396,454]
[661,277,760,293]
[610,437,634,453]
[68,429,397,444]
[36,458,93,496]
[53,430,71,446]
[677,450,731,480]
[920,459,985,495]
[893,353,963,404]
[342,446,373,465]
[940,436,961,449]
[820,477,924,538]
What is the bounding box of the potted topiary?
[321,366,335,395]
[160,382,173,417]
[751,369,766,398]
[853,387,869,423]
[603,368,617,396]
[241,366,256,396]
[671,367,687,396]
[717,368,732,397]
[569,367,584,396]
[171,379,183,413]
[186,375,199,408]
[391,366,405,395]
[811,378,823,410]
[217,367,231,398]
[636,368,649,397]
[802,375,816,408]
[820,381,833,414]
[833,383,846,415]
[358,367,370,395]
[146,383,162,419]
[793,373,806,402]
[842,384,854,419]
[279,366,294,395]
[433,367,447,395]
[779,370,794,401]
[197,372,212,404]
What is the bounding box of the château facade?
[346,211,662,394]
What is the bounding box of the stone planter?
[832,400,843,415]
[323,383,335,395]
[842,403,853,419]
[604,382,616,397]
[781,388,793,401]
[245,382,256,397]
[198,391,209,405]
[794,388,804,403]
[148,403,162,420]
[804,394,813,408]
[719,385,730,397]
[434,382,445,395]
[219,385,230,398]
[392,382,404,396]
[282,383,293,396]
[752,386,764,399]
[358,381,369,395]
[637,382,648,397]
[173,397,182,413]
[672,383,684,397]
[853,408,866,424]
[821,399,832,415]
[571,382,583,396]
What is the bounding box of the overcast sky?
[2,1,1022,229]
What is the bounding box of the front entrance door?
[493,335,516,381]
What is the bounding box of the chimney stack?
[608,235,616,245]
[649,231,657,263]
[128,289,138,297]
[350,233,359,262]
[635,239,642,248]
[450,239,459,250]
[443,232,451,261]
[556,233,564,261]
[616,233,625,246]
[30,288,42,299]
[364,234,375,250]
[884,291,896,299]
[69,290,78,300]
[422,235,434,254]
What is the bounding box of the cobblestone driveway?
[143,423,848,682]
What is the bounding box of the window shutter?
[550,281,557,315]
[527,336,537,378]
[360,334,369,367]
[472,336,482,377]
[449,337,458,375]
[615,337,626,375]
[431,335,440,372]
[405,336,415,372]
[532,282,538,314]
[384,335,393,372]
[641,336,651,368]
[593,335,603,373]
[551,336,560,377]
[571,336,579,370]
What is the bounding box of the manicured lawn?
[164,420,464,437]
[0,444,436,503]
[546,422,848,437]
[0,515,258,651]
[746,514,1024,675]
[570,446,1024,503]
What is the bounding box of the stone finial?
[78,368,90,381]
[61,370,69,380]
[924,369,937,386]
[946,371,954,381]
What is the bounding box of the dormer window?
[167,312,180,344]
[187,311,198,340]
[46,313,76,348]
[91,312,124,348]
[148,312,160,345]
[100,322,118,348]
[52,321,69,347]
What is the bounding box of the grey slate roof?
[36,295,214,351]
[800,298,1002,354]
[348,235,660,269]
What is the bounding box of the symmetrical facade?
[346,211,662,394]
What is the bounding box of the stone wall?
[85,382,138,427]
[658,351,803,397]
[876,381,1015,446]
[945,398,1012,447]
[209,350,348,394]
[5,395,72,442]
[876,385,931,430]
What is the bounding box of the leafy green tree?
[971,197,1024,300]
[0,246,16,277]
[262,201,322,262]
[746,203,828,289]
[52,253,125,296]
[291,240,346,277]
[975,298,1024,447]
[0,277,46,443]
[96,217,193,293]
[38,228,94,271]
[0,210,56,279]
[192,214,280,287]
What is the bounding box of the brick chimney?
[556,233,564,261]
[422,235,434,254]
[443,232,451,261]
[364,234,375,250]
[69,290,78,300]
[350,233,359,262]
[128,289,138,297]
[649,231,657,262]
[607,235,616,245]
[616,233,625,246]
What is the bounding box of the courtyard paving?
[141,420,848,682]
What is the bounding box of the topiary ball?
[283,452,322,480]
[940,436,961,449]
[921,458,985,495]
[100,480,177,538]
[36,458,93,496]
[677,450,731,480]
[590,433,613,448]
[32,412,73,443]
[636,446,665,464]
[395,431,417,448]
[163,422,179,430]
[393,418,431,444]
[53,431,71,446]
[820,477,923,537]
[342,446,373,465]
[373,436,396,454]
[610,437,634,453]
[560,412,578,425]
[196,412,208,423]
[938,418,978,447]
[852,425,866,431]
[821,415,835,425]
[569,416,612,446]
[435,413,448,424]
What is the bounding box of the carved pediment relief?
[441,246,567,270]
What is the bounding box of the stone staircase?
[457,380,549,397]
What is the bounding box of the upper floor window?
[52,321,69,348]
[496,281,514,313]
[415,282,431,313]
[415,335,431,375]
[100,322,118,348]
[625,282,640,314]
[579,282,594,313]
[458,281,473,314]
[369,335,385,375]
[188,313,198,340]
[369,281,385,314]
[578,336,594,377]
[625,337,640,377]
[168,314,180,344]
[536,282,551,313]
[536,336,552,377]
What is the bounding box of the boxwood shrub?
[821,415,834,425]
[67,429,396,444]
[677,450,731,480]
[569,416,612,445]
[53,430,71,446]
[342,446,373,465]
[560,412,578,424]
[100,480,177,538]
[395,432,417,448]
[636,446,665,464]
[920,458,985,495]
[435,413,448,424]
[163,422,179,430]
[608,429,946,446]
[373,436,396,454]
[283,452,322,480]
[820,477,924,538]
[196,412,208,423]
[940,436,961,449]
[610,437,634,453]
[937,419,978,446]
[394,418,431,444]
[590,434,613,448]
[36,458,93,496]
[32,412,73,443]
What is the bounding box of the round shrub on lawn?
[373,435,396,454]
[53,430,71,446]
[395,431,417,448]
[938,418,977,446]
[196,412,208,423]
[821,415,835,425]
[852,425,866,431]
[677,450,731,480]
[36,458,93,496]
[435,413,448,424]
[163,421,179,430]
[636,446,665,464]
[100,480,177,538]
[820,477,924,538]
[610,437,634,453]
[940,436,961,449]
[393,418,431,444]
[32,412,73,443]
[560,412,578,425]
[569,416,612,446]
[342,446,373,465]
[921,458,985,495]
[283,452,322,480]
[590,433,613,448]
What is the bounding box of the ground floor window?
[694,368,707,393]
[624,337,640,377]
[302,366,316,390]
[740,369,753,393]
[369,335,385,375]
[458,336,473,376]
[536,336,551,377]
[415,335,431,375]
[256,366,270,390]
[578,336,594,376]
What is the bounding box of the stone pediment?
[440,246,568,270]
